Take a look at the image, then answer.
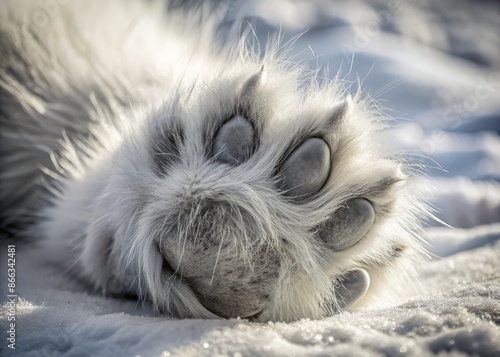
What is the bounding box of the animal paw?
[73,66,421,322]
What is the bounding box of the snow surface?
[1,0,500,356]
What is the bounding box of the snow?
[1,0,500,356]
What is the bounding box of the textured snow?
[1,0,500,356]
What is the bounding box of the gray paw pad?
[213,115,255,165]
[335,268,370,309]
[279,138,331,201]
[319,198,375,251]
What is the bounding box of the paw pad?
[335,268,370,309]
[319,198,375,250]
[213,115,255,165]
[279,138,331,201]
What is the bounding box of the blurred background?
[216,0,500,229]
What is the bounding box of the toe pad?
[335,269,370,309]
[279,138,331,201]
[319,198,375,251]
[213,116,255,165]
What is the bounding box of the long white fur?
[0,0,428,322]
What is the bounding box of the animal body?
[0,0,426,322]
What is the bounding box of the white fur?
[0,0,428,322]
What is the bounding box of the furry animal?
[0,0,427,322]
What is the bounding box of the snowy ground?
[1,227,499,356]
[1,0,500,356]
